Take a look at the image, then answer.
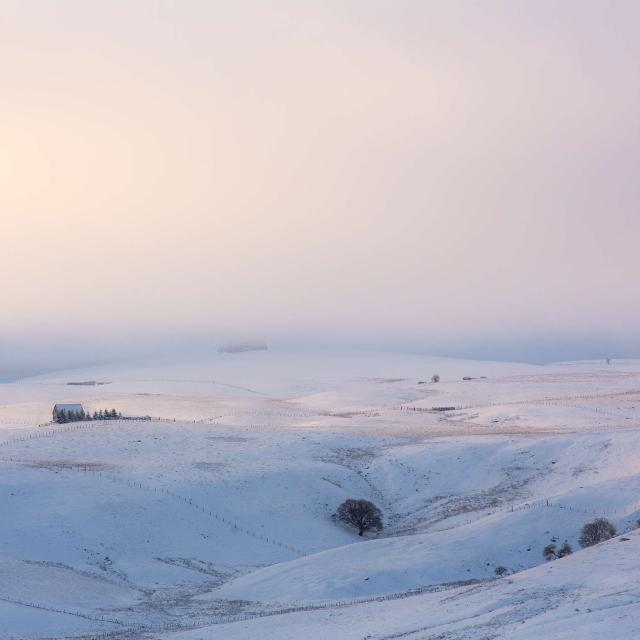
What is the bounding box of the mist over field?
[0,328,636,377]
[2,0,640,373]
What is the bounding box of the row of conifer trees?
[55,408,122,423]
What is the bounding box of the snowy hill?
[1,349,639,637]
[169,531,640,640]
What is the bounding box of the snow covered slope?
[168,531,640,640]
[206,430,640,604]
[1,349,639,638]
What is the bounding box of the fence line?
[74,578,482,640]
[0,418,305,554]
[0,595,123,625]
[427,496,640,534]
[0,418,157,449]
[396,388,640,414]
[93,470,305,555]
[0,453,304,557]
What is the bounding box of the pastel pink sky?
[2,1,639,364]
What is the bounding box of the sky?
[2,1,639,371]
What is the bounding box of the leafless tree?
[336,499,382,536]
[579,518,616,547]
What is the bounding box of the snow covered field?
[1,349,640,638]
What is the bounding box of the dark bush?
[544,540,572,560]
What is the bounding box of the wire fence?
[89,469,304,555]
[428,496,640,534]
[73,578,482,640]
[396,388,640,414]
[0,419,155,449]
[0,449,304,557]
[0,595,124,625]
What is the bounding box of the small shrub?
[579,518,616,548]
[431,374,440,383]
[494,566,507,577]
[544,540,572,560]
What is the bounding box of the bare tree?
[336,499,382,536]
[579,518,616,548]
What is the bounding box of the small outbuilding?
[52,403,85,422]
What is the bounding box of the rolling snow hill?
[0,349,639,638]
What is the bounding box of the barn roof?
[53,403,84,412]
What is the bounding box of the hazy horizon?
[1,327,636,377]
[3,1,639,372]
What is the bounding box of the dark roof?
[53,403,84,412]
